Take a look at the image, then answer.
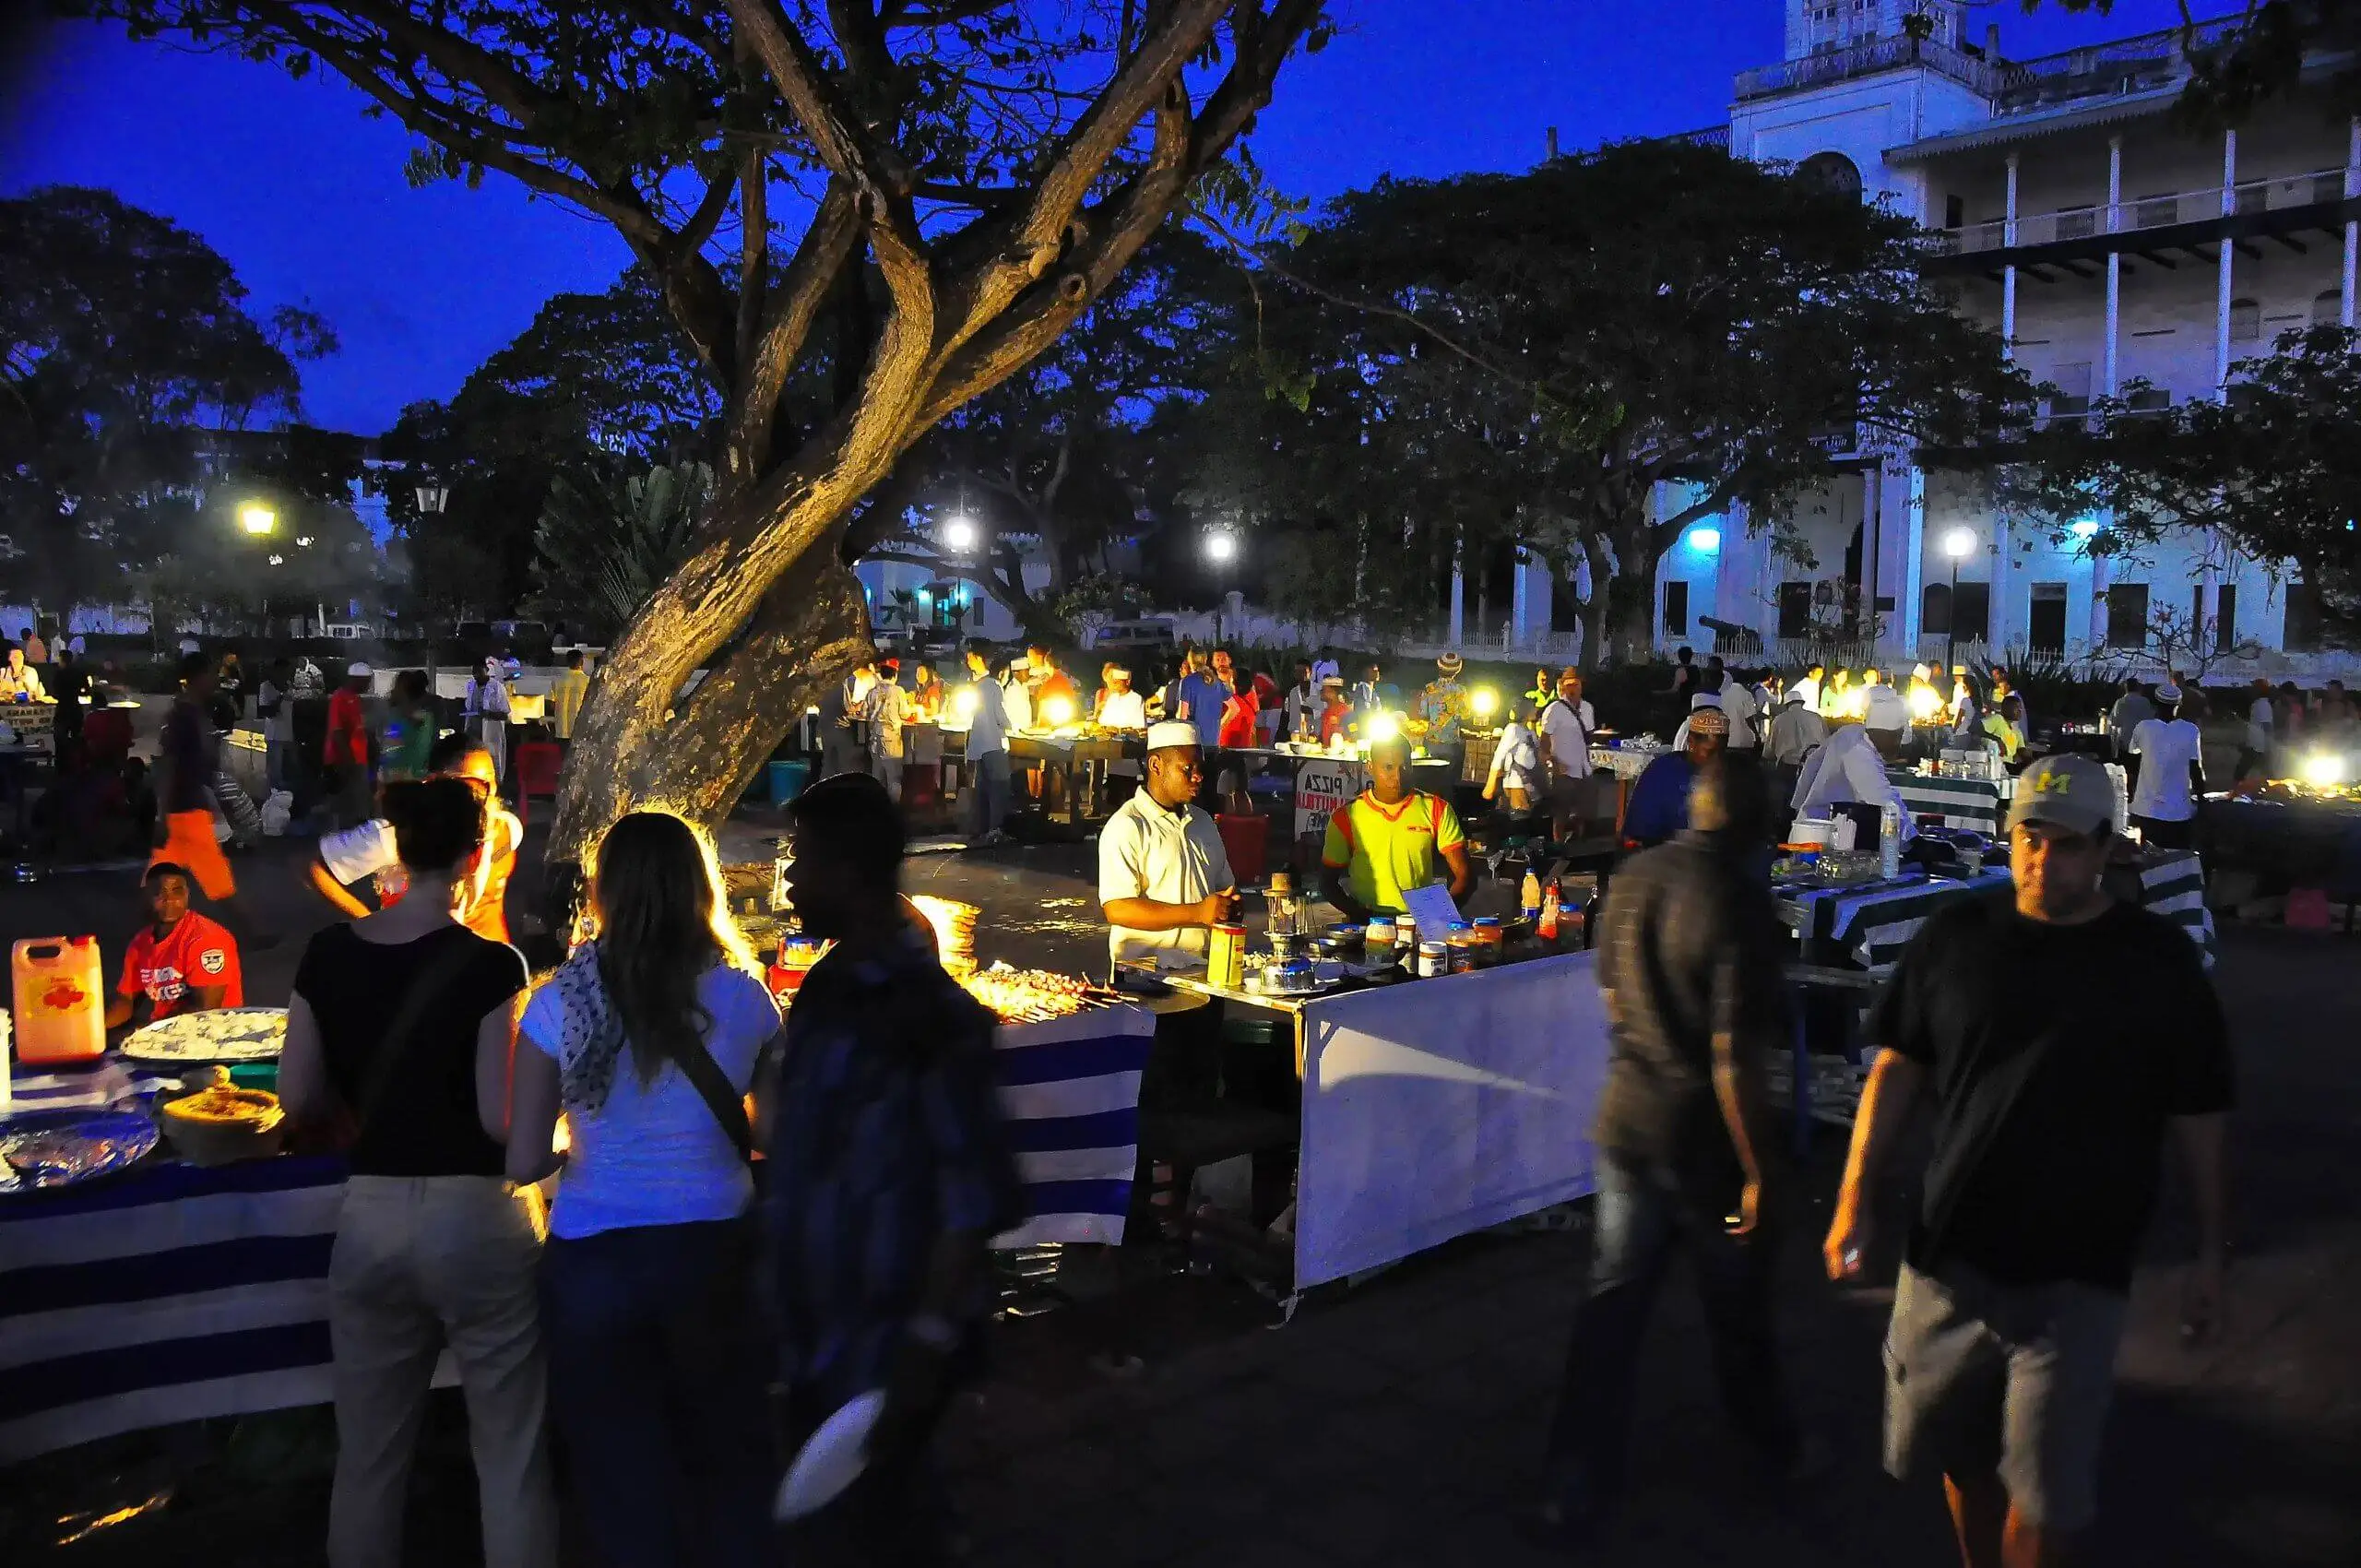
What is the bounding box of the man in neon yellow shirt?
[1321,736,1476,921]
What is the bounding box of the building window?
[2029,583,2068,652]
[1921,582,1952,636]
[2127,386,2171,412]
[2216,584,2238,650]
[2228,297,2260,343]
[1778,581,1814,638]
[2106,583,2150,647]
[1663,580,1690,636]
[1798,151,1863,201]
[1944,194,1965,230]
[2316,289,2345,327]
[2285,580,2324,652]
[2044,361,2093,422]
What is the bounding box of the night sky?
[0,1,2186,436]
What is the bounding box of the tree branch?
[723,0,912,196]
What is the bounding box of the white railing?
[1929,169,2351,256]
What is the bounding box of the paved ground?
[6,820,2359,1566]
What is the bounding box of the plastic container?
[12,936,106,1065]
[1364,917,1396,952]
[766,936,826,1002]
[1446,922,1477,973]
[767,759,812,806]
[1416,940,1449,979]
[1471,917,1503,966]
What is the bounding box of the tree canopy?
[90,0,1331,872]
[0,184,334,616]
[1196,139,2035,663]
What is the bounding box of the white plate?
[120,1007,289,1063]
[774,1389,886,1523]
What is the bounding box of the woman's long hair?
[590,811,757,1084]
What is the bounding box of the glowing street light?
[942,515,978,553]
[237,502,277,536]
[1687,526,1722,555]
[1204,529,1240,564]
[1470,686,1499,722]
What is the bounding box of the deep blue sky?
[0,1,2186,435]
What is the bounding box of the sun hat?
[1145,720,1200,753]
[2010,753,2116,836]
[1436,652,1464,676]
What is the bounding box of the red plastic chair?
[512,742,564,827]
[1215,813,1269,887]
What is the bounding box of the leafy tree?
[1203,140,2034,664]
[0,185,332,618]
[861,228,1245,631]
[527,463,715,640]
[2050,0,2361,123]
[91,0,1333,876]
[2005,326,2361,604]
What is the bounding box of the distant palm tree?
[528,463,713,639]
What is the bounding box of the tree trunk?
[1599,515,1668,667]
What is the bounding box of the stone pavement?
[6,829,2358,1566]
[933,923,2361,1568]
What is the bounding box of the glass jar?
[1416,940,1449,978]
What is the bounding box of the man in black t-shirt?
[1825,753,2232,1565]
[1529,754,1805,1543]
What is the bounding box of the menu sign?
[1293,758,1361,840]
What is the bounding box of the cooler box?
[767,759,812,806]
[12,936,107,1065]
[1216,814,1268,887]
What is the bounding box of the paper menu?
[1398,880,1462,937]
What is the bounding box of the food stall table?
[1007,731,1143,833]
[1162,953,1610,1289]
[1585,743,1662,836]
[1888,767,2012,833]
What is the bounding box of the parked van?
[1083,618,1178,654]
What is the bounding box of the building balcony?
[1922,169,2360,279]
[1736,33,2017,103]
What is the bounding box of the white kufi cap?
[1145,720,1200,753]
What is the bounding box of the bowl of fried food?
[159,1072,287,1166]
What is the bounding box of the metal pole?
[1945,553,1960,679]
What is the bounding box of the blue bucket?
[767,759,812,806]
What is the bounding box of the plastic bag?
[260,790,295,838]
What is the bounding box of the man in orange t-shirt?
[107,862,243,1028]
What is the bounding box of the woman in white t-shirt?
[1483,703,1546,814]
[491,811,782,1567]
[2128,685,2206,849]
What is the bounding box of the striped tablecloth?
[1779,850,2216,973]
[0,1008,1156,1461]
[1889,768,2011,833]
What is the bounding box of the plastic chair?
[1215,813,1268,886]
[512,742,564,827]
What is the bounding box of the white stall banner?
[1294,950,1610,1288]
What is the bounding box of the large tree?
[2005,325,2361,600]
[93,1,1329,886]
[0,184,333,618]
[1204,140,2035,663]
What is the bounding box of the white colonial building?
[1656,0,2361,669]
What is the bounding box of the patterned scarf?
[547,942,631,1114]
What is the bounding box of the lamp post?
[237,501,277,537]
[415,483,448,517]
[940,511,977,633]
[1204,527,1239,641]
[1943,527,1976,679]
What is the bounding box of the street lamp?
[237,502,277,536]
[1942,527,1975,678]
[415,483,448,516]
[1204,528,1240,642]
[942,515,977,553]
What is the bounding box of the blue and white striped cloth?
[0,1155,361,1463]
[990,1004,1157,1250]
[0,1004,1156,1461]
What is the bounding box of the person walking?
[326,661,376,828]
[152,652,276,946]
[277,777,555,1568]
[464,656,513,783]
[864,658,913,802]
[769,774,1026,1561]
[551,651,590,742]
[962,642,1013,845]
[498,812,782,1568]
[1528,753,1807,1546]
[1536,668,1596,842]
[2127,684,2204,849]
[1824,754,2232,1568]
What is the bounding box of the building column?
[2087,543,2111,651]
[2343,117,2359,328]
[1448,537,1465,647]
[2105,135,2124,395]
[2201,536,2224,643]
[1900,466,1928,655]
[1988,516,2015,654]
[2002,152,2021,354]
[1510,545,1529,647]
[2217,127,2237,392]
[1860,464,1883,650]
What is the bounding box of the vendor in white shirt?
[1536,667,1596,839]
[1094,663,1147,730]
[1097,720,1239,973]
[1791,683,1914,832]
[2127,683,2205,849]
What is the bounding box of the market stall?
[1888,766,2012,833]
[1159,942,1609,1289]
[1775,848,2217,974]
[1228,746,1460,872]
[1004,730,1145,835]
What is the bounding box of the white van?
[1083,618,1178,654]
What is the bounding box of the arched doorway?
[1798,150,1864,201]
